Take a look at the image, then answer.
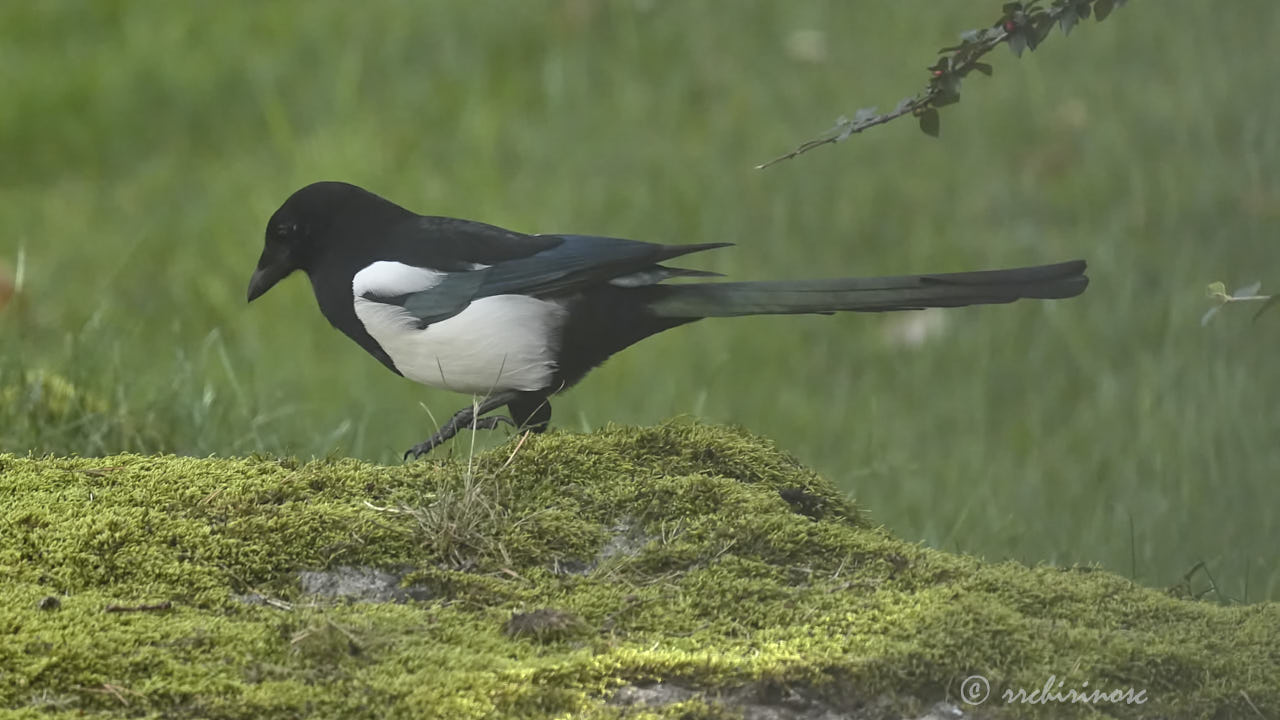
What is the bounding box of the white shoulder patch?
[352,261,445,297]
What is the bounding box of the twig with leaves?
[758,0,1128,169]
[1201,281,1276,326]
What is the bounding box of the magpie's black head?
[248,181,410,303]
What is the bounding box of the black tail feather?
[647,260,1088,318]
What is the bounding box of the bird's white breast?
[352,265,568,394]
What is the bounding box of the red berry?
[932,69,944,77]
[1003,20,1017,32]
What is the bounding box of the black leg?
[404,392,518,460]
[508,393,552,433]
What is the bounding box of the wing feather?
[362,221,730,327]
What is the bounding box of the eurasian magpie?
[248,182,1088,458]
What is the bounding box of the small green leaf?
[1095,0,1115,21]
[831,115,854,142]
[973,62,994,76]
[1031,13,1055,47]
[1008,31,1027,57]
[1059,7,1078,35]
[1200,306,1220,327]
[933,74,961,107]
[919,108,941,137]
[1254,296,1279,322]
[1206,282,1228,300]
[1235,281,1263,297]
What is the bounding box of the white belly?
[353,294,569,394]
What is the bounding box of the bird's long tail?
[646,260,1088,318]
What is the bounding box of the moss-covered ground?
[2,423,1276,719]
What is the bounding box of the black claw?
[474,415,516,430]
[403,427,455,461]
[402,397,520,461]
[403,439,439,461]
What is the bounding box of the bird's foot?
[403,413,516,460]
[476,415,516,430]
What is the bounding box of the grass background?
[2,2,1277,600]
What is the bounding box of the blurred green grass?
[2,1,1277,600]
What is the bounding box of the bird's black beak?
[247,247,295,303]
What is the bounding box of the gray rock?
[297,566,431,603]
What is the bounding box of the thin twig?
[500,430,532,471]
[198,487,225,506]
[73,684,140,706]
[758,0,1124,168]
[1239,690,1266,719]
[757,90,946,169]
[76,466,126,477]
[104,601,172,613]
[363,500,409,514]
[260,596,294,611]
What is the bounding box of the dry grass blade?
[500,430,532,471]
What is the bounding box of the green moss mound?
[1,423,1275,719]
